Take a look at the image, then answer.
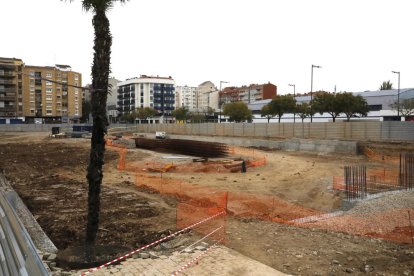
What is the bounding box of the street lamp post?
[289,84,296,123]
[392,71,400,119]
[219,80,229,123]
[310,64,322,122]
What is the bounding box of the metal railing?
[0,190,49,275]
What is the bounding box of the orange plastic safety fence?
[332,176,345,191]
[115,142,413,245]
[362,147,400,165]
[227,192,322,222]
[333,168,403,194]
[176,202,227,244]
[297,208,414,244]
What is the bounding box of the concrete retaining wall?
[168,135,358,155]
[119,121,414,142]
[1,122,412,144]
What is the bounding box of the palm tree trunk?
[86,9,111,246]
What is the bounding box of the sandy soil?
[0,132,413,275]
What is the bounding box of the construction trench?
[1,132,414,275]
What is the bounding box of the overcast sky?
[1,0,413,94]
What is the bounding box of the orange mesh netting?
[114,139,414,245]
[295,208,414,244]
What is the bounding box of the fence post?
[408,211,414,244]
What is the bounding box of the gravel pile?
[345,190,414,215]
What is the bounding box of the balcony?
[0,71,17,77]
[0,95,16,101]
[0,106,17,112]
[0,87,17,93]
[0,79,14,85]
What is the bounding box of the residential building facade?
[219,82,277,106]
[117,75,175,121]
[197,81,219,112]
[176,85,197,111]
[0,57,24,118]
[22,64,82,122]
[107,77,120,122]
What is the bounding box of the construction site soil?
[0,132,413,275]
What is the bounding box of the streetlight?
[392,71,400,119]
[219,80,229,123]
[289,84,296,123]
[310,64,322,122]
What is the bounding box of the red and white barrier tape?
[180,225,223,253]
[171,238,224,276]
[81,210,226,275]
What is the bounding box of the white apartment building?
[107,77,120,122]
[197,81,219,112]
[176,85,197,111]
[117,75,175,122]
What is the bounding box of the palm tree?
[379,80,393,90]
[67,0,127,247]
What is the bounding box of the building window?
[46,81,52,86]
[46,110,52,114]
[74,75,79,81]
[29,71,35,77]
[46,88,53,93]
[30,86,35,92]
[46,72,52,78]
[369,105,382,111]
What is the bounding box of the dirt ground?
[0,132,413,275]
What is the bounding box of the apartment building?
[197,81,219,112]
[107,77,120,122]
[176,85,197,111]
[219,82,277,106]
[117,75,175,120]
[22,65,82,121]
[0,57,24,118]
